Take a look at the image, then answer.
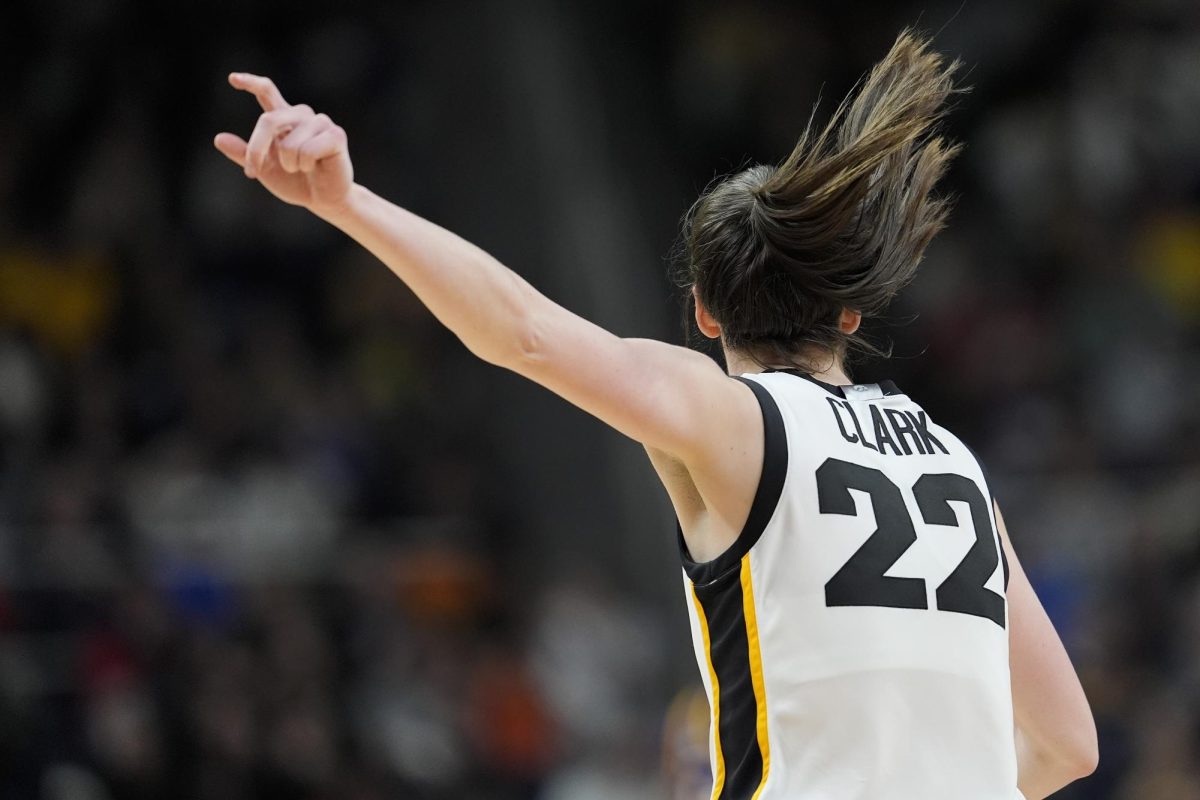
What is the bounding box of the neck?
[724,347,853,386]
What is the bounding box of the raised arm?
[212,74,760,493]
[997,504,1098,798]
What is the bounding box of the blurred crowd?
[2,1,1198,798]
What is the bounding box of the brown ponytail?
[681,30,965,372]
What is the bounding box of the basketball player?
[215,30,1097,799]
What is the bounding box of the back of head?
[681,30,964,372]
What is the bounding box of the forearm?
[318,183,537,365]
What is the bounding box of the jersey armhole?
[962,439,1011,592]
[678,376,789,586]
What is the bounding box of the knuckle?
[315,113,331,125]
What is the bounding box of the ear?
[692,287,722,340]
[839,308,862,335]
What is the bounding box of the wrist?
[313,183,369,227]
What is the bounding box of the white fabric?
[686,372,1022,800]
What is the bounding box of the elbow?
[470,312,543,371]
[1019,718,1099,793]
[1069,710,1100,779]
[1068,730,1099,780]
[512,313,545,368]
[470,276,545,370]
[1054,721,1099,784]
[493,306,547,371]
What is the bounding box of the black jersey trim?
[692,559,768,800]
[765,368,902,399]
[678,377,788,586]
[960,440,1010,592]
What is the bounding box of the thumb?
[213,132,249,166]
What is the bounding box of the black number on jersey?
[816,459,928,611]
[913,473,1006,627]
[815,458,1006,627]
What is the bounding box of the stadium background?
[2,0,1199,797]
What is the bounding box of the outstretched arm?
[323,184,753,462]
[998,505,1098,798]
[212,74,759,471]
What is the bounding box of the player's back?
[681,370,1022,800]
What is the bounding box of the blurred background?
[2,0,1199,797]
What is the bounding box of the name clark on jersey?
[826,397,950,457]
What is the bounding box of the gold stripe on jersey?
[741,553,771,799]
[691,583,726,799]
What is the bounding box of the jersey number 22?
[816,457,1007,628]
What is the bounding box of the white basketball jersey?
[681,370,1021,800]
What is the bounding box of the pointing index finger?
[228,72,289,112]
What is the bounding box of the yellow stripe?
[690,583,725,799]
[741,553,771,799]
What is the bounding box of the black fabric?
[766,368,903,398]
[961,440,1011,592]
[693,569,765,800]
[679,377,788,586]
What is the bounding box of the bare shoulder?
[511,318,764,561]
[642,373,766,565]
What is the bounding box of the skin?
[651,289,859,562]
[213,74,1098,796]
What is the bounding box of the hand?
[214,73,354,216]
